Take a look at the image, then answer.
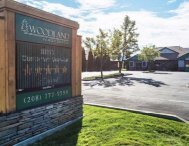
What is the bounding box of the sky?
[15,0,189,48]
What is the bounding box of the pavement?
[82,71,189,122]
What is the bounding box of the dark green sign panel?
[16,42,71,90]
[15,14,73,110]
[16,13,72,47]
[16,86,71,110]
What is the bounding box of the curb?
[84,103,188,123]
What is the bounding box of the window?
[129,61,135,67]
[142,61,147,67]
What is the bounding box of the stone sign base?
[0,96,83,146]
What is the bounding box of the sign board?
[16,13,72,47]
[16,86,71,110]
[15,14,72,110]
[16,42,71,90]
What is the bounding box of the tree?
[83,37,96,71]
[94,29,109,80]
[83,29,110,79]
[138,45,160,71]
[83,37,96,51]
[109,28,122,64]
[120,15,139,73]
[87,49,94,71]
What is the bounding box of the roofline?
[158,47,179,54]
[178,53,189,59]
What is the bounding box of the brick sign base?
[0,96,83,146]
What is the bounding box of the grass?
[82,72,124,81]
[32,105,189,146]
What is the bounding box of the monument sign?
[15,14,72,110]
[0,0,82,145]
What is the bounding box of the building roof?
[127,54,139,61]
[127,46,189,61]
[155,56,169,60]
[156,46,189,60]
[183,48,189,53]
[178,52,189,60]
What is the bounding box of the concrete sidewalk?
[82,71,189,122]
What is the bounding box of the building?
[128,46,189,71]
[178,50,189,71]
[128,54,148,71]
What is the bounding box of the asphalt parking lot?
[82,71,189,122]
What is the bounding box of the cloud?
[170,1,189,15]
[14,0,189,48]
[15,0,80,18]
[78,1,189,48]
[168,0,177,4]
[75,0,116,10]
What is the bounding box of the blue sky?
[15,0,189,48]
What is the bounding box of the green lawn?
[32,105,189,146]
